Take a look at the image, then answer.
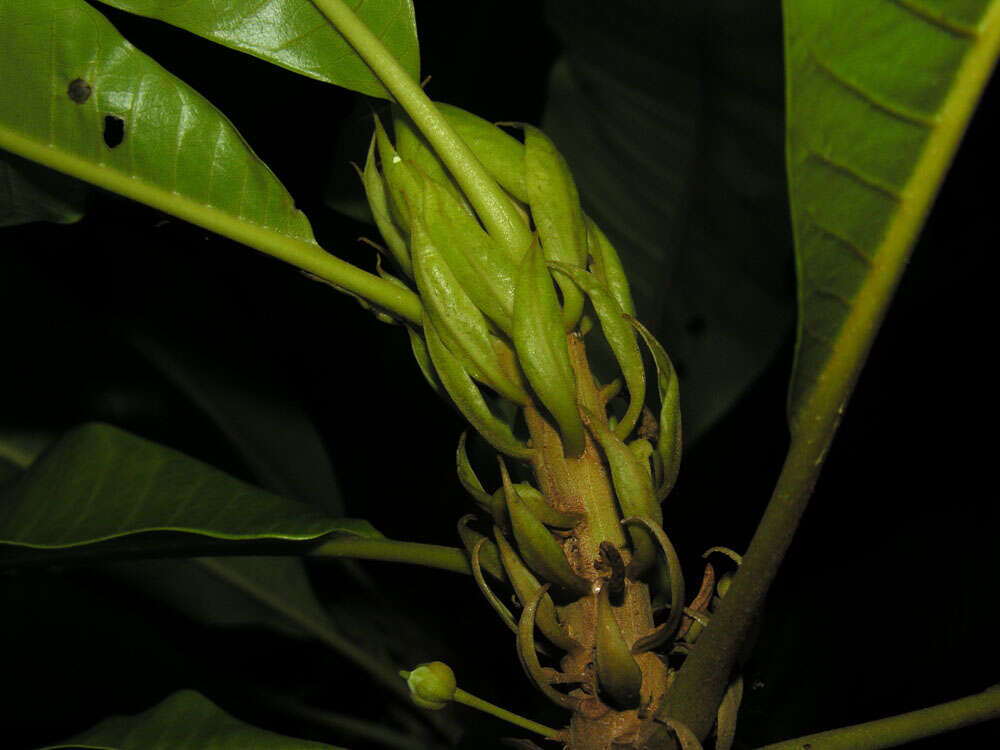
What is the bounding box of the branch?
[754,686,1000,750]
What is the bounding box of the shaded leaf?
[0,150,86,227]
[39,689,343,749]
[131,327,344,517]
[784,0,1000,430]
[98,0,419,99]
[543,0,793,441]
[0,422,377,554]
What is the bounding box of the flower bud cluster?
[362,104,688,714]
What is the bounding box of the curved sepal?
[596,581,643,709]
[423,318,531,459]
[456,433,503,520]
[494,484,581,530]
[623,516,686,651]
[716,675,744,750]
[628,316,682,502]
[457,514,504,580]
[513,239,585,457]
[523,125,587,330]
[404,325,443,396]
[516,585,581,711]
[494,527,581,652]
[549,262,645,439]
[499,458,590,597]
[582,410,660,576]
[585,216,636,318]
[470,537,519,637]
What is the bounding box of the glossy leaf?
[0,422,377,553]
[544,1,793,441]
[0,0,313,239]
[784,0,1000,430]
[0,1,420,323]
[39,689,343,749]
[97,0,419,99]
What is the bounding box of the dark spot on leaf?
[685,314,706,337]
[103,115,125,148]
[67,78,92,104]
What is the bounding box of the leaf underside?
[39,689,344,749]
[543,0,794,441]
[785,0,1000,428]
[0,422,376,552]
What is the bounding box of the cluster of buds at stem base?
[359,102,740,748]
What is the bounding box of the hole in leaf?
[103,115,124,148]
[67,78,91,104]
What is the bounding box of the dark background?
[1,1,998,748]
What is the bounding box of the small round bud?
[406,662,456,710]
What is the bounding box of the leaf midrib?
[0,125,423,325]
[789,1,1000,435]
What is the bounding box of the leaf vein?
[887,0,980,38]
[805,149,903,200]
[809,50,938,127]
[802,208,875,267]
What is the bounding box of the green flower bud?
[494,526,580,652]
[499,458,590,597]
[585,216,636,318]
[582,409,661,576]
[550,262,646,439]
[423,318,530,459]
[523,125,587,330]
[393,105,472,213]
[405,661,456,710]
[493,483,580,529]
[437,104,528,203]
[360,132,412,277]
[421,178,517,336]
[513,238,585,457]
[411,209,528,405]
[373,114,424,233]
[596,581,643,708]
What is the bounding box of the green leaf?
[98,0,419,99]
[543,1,793,441]
[0,422,377,554]
[0,0,314,240]
[0,1,420,324]
[130,325,345,517]
[39,689,344,749]
[0,151,86,227]
[784,0,1000,430]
